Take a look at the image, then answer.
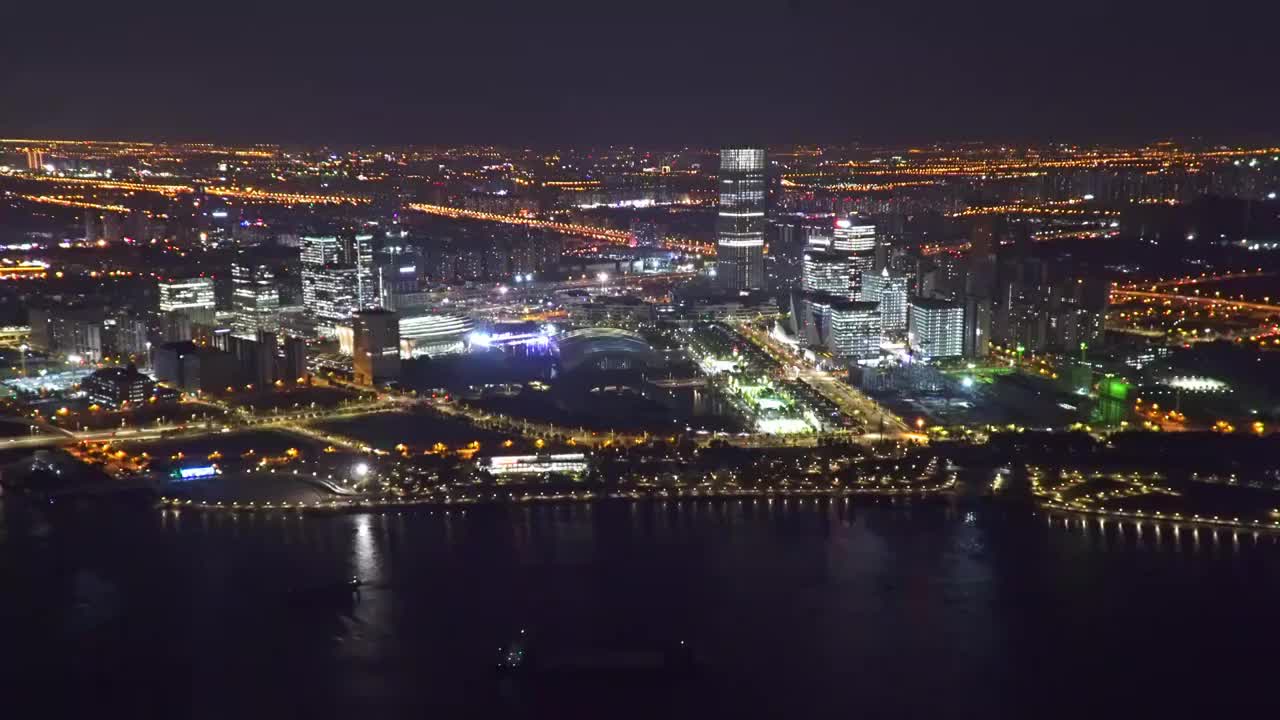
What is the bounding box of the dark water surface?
[3,496,1278,718]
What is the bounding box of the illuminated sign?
[171,465,218,481]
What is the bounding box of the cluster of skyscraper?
[300,234,378,333]
[146,232,402,388]
[707,146,1112,370]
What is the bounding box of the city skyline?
[5,8,1280,712]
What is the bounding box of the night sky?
[3,1,1277,146]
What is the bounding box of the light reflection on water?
[13,496,1280,717]
[352,512,379,580]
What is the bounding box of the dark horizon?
[5,1,1279,147]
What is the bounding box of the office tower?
[352,234,377,310]
[908,298,964,359]
[802,250,855,297]
[157,276,216,325]
[283,336,308,383]
[353,309,401,386]
[230,261,280,337]
[963,295,993,358]
[301,234,376,332]
[311,266,360,329]
[793,293,880,360]
[860,267,909,336]
[716,147,766,291]
[827,300,882,360]
[833,218,877,298]
[300,234,343,266]
[301,235,343,325]
[832,218,876,252]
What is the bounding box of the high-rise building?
[802,250,855,298]
[301,234,376,333]
[909,298,964,359]
[157,276,216,325]
[353,309,400,386]
[230,262,279,337]
[25,149,45,171]
[827,300,882,360]
[792,292,881,360]
[833,218,877,298]
[300,234,343,266]
[716,148,766,291]
[307,265,360,329]
[832,219,876,253]
[352,234,377,310]
[860,267,909,336]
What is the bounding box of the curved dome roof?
[556,328,657,373]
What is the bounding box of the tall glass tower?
[716,147,766,291]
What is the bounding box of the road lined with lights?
[730,321,912,438]
[1109,289,1280,314]
[1115,270,1274,290]
[408,202,715,255]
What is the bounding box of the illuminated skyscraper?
[909,297,964,359]
[157,276,216,326]
[860,267,909,336]
[230,262,280,337]
[802,250,855,298]
[301,234,377,333]
[797,294,881,359]
[833,217,877,298]
[716,148,766,291]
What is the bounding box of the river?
[2,495,1278,717]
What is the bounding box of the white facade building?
[909,298,964,359]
